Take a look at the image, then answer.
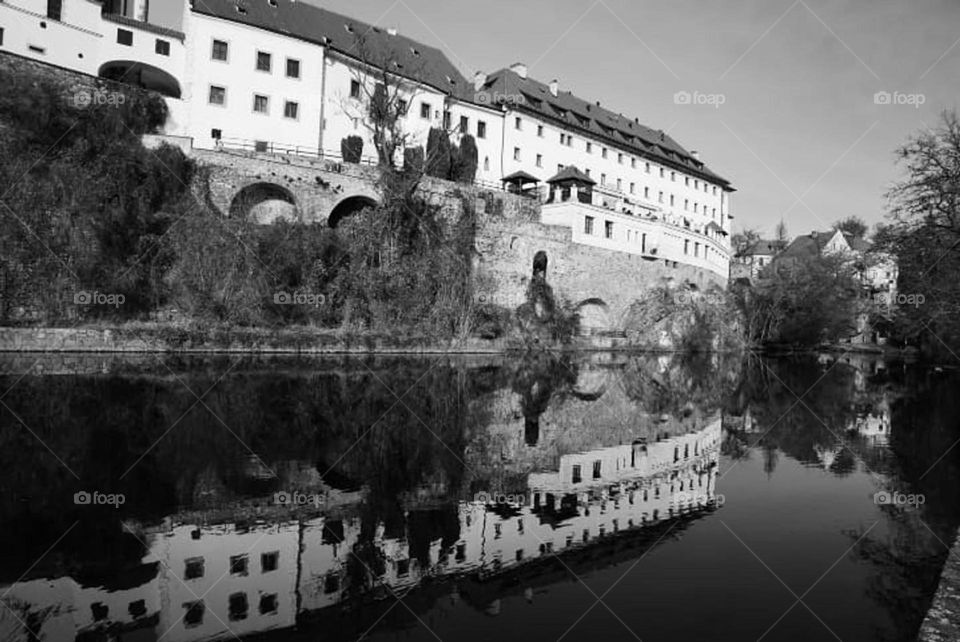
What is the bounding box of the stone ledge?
[920,532,960,642]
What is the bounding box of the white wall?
[182,12,325,152]
[0,0,103,75]
[501,106,729,237]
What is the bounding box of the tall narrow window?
[286,58,300,78]
[253,94,269,114]
[284,101,299,119]
[47,0,62,20]
[256,51,272,72]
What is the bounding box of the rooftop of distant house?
[739,239,786,257]
[780,229,873,260]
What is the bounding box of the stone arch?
[328,195,378,228]
[576,298,612,336]
[229,182,299,224]
[98,61,181,98]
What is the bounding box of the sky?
[153,0,960,238]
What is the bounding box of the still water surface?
[0,353,958,642]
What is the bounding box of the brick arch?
[229,182,299,224]
[327,194,379,228]
[576,298,612,336]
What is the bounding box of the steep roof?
[740,239,785,257]
[479,67,733,189]
[192,0,472,99]
[778,230,875,260]
[546,165,596,185]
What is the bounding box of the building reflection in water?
[0,419,721,642]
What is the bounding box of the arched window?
[533,251,548,280]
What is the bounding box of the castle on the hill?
[0,0,736,295]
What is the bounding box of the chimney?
[549,79,559,97]
[690,150,700,160]
[810,231,819,239]
[474,71,487,92]
[510,62,528,79]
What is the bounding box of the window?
[184,557,204,580]
[586,142,593,153]
[183,601,205,628]
[230,554,249,576]
[602,148,608,159]
[600,173,606,185]
[513,147,521,161]
[398,99,408,114]
[442,110,451,129]
[284,101,299,119]
[117,29,133,46]
[420,102,431,119]
[660,168,665,178]
[644,187,650,198]
[286,58,300,78]
[537,124,544,137]
[211,129,222,140]
[155,39,170,56]
[671,171,676,182]
[484,156,490,171]
[584,216,594,235]
[212,39,228,61]
[259,594,279,615]
[477,121,487,139]
[684,240,690,255]
[593,460,602,479]
[605,221,614,239]
[658,191,664,203]
[566,135,573,147]
[0,28,4,46]
[46,0,62,20]
[630,182,636,194]
[261,551,279,573]
[256,51,272,72]
[685,177,690,187]
[515,116,522,130]
[684,199,689,210]
[460,115,469,132]
[631,157,637,168]
[536,154,543,167]
[572,464,582,483]
[618,153,624,164]
[128,600,147,618]
[617,178,623,191]
[695,242,700,257]
[694,180,699,189]
[208,85,226,106]
[350,80,361,99]
[645,162,651,173]
[228,593,248,621]
[253,94,269,114]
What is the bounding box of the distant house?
[775,229,899,345]
[730,239,786,283]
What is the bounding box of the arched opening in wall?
[328,195,378,229]
[98,61,182,98]
[532,251,548,280]
[229,183,298,224]
[576,299,612,336]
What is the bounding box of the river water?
[0,353,957,642]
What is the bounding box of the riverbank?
[0,325,642,355]
[919,532,960,641]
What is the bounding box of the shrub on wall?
[453,134,479,183]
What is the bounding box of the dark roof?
[546,165,596,185]
[502,170,541,183]
[740,239,785,256]
[479,68,733,189]
[845,233,872,253]
[780,230,845,260]
[192,0,471,99]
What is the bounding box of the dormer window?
[410,47,421,56]
[344,24,354,33]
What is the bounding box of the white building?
[1,0,734,274]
